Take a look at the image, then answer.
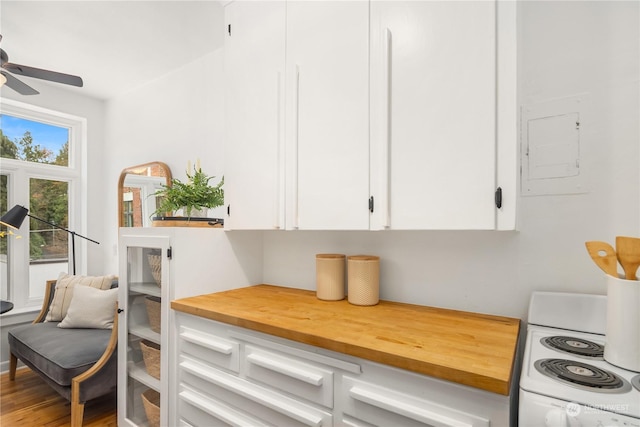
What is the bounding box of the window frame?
[1,98,87,310]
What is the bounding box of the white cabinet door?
[118,234,170,427]
[119,228,263,426]
[285,1,370,230]
[224,1,286,230]
[370,1,498,230]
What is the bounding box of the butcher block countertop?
[171,284,520,395]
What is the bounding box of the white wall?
[103,48,226,274]
[101,1,638,320]
[262,0,640,319]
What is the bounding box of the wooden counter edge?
[171,298,520,396]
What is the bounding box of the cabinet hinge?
[495,187,503,209]
[228,24,231,35]
[167,247,172,260]
[369,196,374,213]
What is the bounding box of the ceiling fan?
[0,34,83,95]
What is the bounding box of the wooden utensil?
[585,241,619,277]
[615,236,640,280]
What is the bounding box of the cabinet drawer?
[341,376,490,427]
[178,323,240,373]
[179,384,270,427]
[244,345,334,408]
[180,355,333,427]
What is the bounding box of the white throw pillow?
[58,286,118,329]
[46,272,116,322]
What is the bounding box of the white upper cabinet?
[370,1,503,230]
[285,1,370,230]
[224,1,516,231]
[225,0,369,230]
[224,1,286,230]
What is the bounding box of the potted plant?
[151,162,224,218]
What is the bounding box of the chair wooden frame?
[9,280,118,427]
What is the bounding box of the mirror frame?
[118,161,172,227]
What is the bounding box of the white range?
[519,291,640,426]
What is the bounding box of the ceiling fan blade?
[3,62,83,87]
[1,71,39,95]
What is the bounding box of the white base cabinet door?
[118,234,169,427]
[118,227,262,427]
[173,313,512,427]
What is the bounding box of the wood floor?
[1,367,117,427]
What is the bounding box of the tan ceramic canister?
[316,254,346,300]
[347,255,380,306]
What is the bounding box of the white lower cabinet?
[175,313,332,426]
[341,377,490,427]
[174,313,512,427]
[117,227,262,427]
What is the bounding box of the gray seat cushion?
[8,322,112,387]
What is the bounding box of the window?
[0,99,86,310]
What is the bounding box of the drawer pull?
[180,388,270,427]
[247,352,324,386]
[349,385,484,427]
[180,329,233,355]
[181,358,325,427]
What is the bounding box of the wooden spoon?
[585,241,619,277]
[615,236,640,280]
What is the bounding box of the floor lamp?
[0,204,99,275]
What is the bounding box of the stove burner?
[534,359,632,393]
[541,336,604,359]
[632,375,640,392]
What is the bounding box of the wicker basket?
[144,296,161,334]
[140,340,160,380]
[147,254,162,286]
[141,389,160,427]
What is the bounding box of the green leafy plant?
[151,165,224,218]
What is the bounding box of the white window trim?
[1,98,87,309]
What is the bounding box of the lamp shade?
[0,205,29,229]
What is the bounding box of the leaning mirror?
[118,162,172,227]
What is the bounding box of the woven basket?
[140,340,160,380]
[144,296,161,334]
[141,389,160,427]
[147,254,162,286]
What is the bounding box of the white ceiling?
[0,1,224,100]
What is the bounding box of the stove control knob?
[546,408,582,427]
[546,408,569,426]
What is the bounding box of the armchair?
[8,279,118,427]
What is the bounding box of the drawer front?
[180,355,333,427]
[244,345,334,408]
[179,384,271,427]
[341,376,490,427]
[177,315,240,373]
